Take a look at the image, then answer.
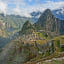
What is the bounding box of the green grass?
[42,60,64,64]
[35,32,51,41]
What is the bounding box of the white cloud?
[0,1,7,15]
[0,0,64,17]
[12,7,32,17]
[13,7,21,15]
[11,1,64,17]
[46,1,64,10]
[28,0,32,2]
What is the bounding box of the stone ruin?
[35,40,55,55]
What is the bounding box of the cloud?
[12,7,32,17]
[0,0,64,17]
[0,1,7,15]
[28,0,32,2]
[11,1,64,17]
[46,1,64,10]
[12,7,21,15]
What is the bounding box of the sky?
[0,0,64,17]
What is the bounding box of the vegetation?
[0,9,64,64]
[21,20,36,35]
[42,60,64,64]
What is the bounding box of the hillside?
[0,33,64,64]
[21,20,36,35]
[34,9,64,35]
[0,38,38,64]
[0,13,36,37]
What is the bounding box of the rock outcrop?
[35,9,61,35]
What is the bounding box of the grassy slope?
[25,35,64,64]
[42,60,64,64]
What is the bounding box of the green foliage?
[37,32,51,40]
[21,20,35,35]
[44,33,48,38]
[60,48,64,52]
[42,60,64,64]
[56,40,60,48]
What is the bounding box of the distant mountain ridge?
[52,7,64,20]
[0,13,37,37]
[30,7,64,20]
[30,11,42,18]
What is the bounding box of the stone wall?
[35,40,55,56]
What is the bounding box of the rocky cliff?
[34,9,61,35]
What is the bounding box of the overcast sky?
[0,0,64,17]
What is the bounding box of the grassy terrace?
[25,52,64,64]
[42,59,64,64]
[24,35,64,64]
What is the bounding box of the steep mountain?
[34,9,60,35]
[21,21,35,35]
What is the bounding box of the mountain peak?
[44,9,51,12]
[43,9,52,16]
[23,20,32,28]
[35,9,60,34]
[37,9,53,23]
[21,20,35,35]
